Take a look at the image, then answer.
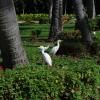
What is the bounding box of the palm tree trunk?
[0,0,28,68]
[73,0,93,45]
[64,0,67,14]
[85,0,96,19]
[59,0,63,33]
[92,0,96,19]
[49,0,53,22]
[49,0,60,40]
[49,0,63,40]
[21,0,25,14]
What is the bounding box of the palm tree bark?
[63,0,67,14]
[0,0,28,68]
[49,0,60,40]
[59,0,63,33]
[49,0,63,40]
[21,0,25,14]
[85,0,96,19]
[72,0,93,45]
[49,0,53,22]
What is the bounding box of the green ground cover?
[0,22,100,99]
[19,23,75,38]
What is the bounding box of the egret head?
[57,40,63,43]
[38,46,45,51]
[43,45,49,51]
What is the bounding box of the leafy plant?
[0,58,100,100]
[17,14,49,23]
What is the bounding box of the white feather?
[50,40,62,55]
[38,46,52,66]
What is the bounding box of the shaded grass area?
[19,23,75,39]
[19,36,100,99]
[19,23,100,61]
[19,22,100,42]
[19,23,100,60]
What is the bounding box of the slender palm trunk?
[59,0,63,33]
[0,0,28,68]
[64,0,67,14]
[92,0,96,19]
[49,0,60,40]
[86,0,96,19]
[49,0,63,40]
[22,7,25,15]
[21,0,25,15]
[49,0,53,22]
[73,0,93,45]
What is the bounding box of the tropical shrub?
[62,30,81,39]
[89,15,100,31]
[0,58,100,100]
[62,15,70,24]
[17,14,49,24]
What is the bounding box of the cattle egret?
[38,46,52,67]
[50,40,62,55]
[44,45,49,51]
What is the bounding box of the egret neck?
[57,41,60,47]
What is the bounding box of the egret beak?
[60,40,63,42]
[38,46,44,50]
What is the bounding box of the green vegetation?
[17,14,49,23]
[89,16,100,31]
[19,23,75,40]
[1,15,100,99]
[19,24,50,38]
[0,58,100,99]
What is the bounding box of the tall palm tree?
[49,0,53,22]
[72,0,93,45]
[49,0,63,40]
[63,0,67,14]
[59,0,63,33]
[20,0,26,14]
[85,0,96,19]
[49,0,60,40]
[14,0,26,14]
[0,0,28,68]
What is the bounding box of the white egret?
[93,31,96,35]
[38,46,52,67]
[50,40,62,55]
[44,45,49,51]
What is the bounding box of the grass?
[20,23,100,72]
[19,32,100,99]
[19,24,49,36]
[0,22,100,99]
[19,23,75,38]
[23,40,99,67]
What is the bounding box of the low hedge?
[17,14,76,24]
[17,14,49,24]
[0,59,100,100]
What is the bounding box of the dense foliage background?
[0,0,100,99]
[14,0,100,14]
